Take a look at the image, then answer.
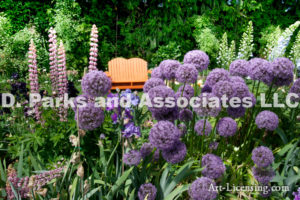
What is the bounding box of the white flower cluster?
[262,26,281,58]
[237,21,254,60]
[217,32,236,69]
[268,21,300,61]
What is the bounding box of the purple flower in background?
[271,57,294,86]
[138,183,157,200]
[162,141,187,164]
[217,117,237,137]
[212,80,236,99]
[140,142,154,158]
[227,106,246,119]
[151,66,164,80]
[179,109,193,122]
[159,59,181,80]
[201,153,226,179]
[252,146,274,168]
[252,167,275,185]
[75,102,104,131]
[193,93,221,117]
[249,93,256,107]
[201,84,212,93]
[106,93,118,111]
[178,123,187,137]
[205,68,230,87]
[81,70,111,97]
[209,142,219,150]
[255,110,279,131]
[149,121,180,150]
[100,133,106,140]
[230,76,246,84]
[195,119,212,136]
[248,58,273,85]
[152,107,179,122]
[183,50,210,72]
[122,122,141,138]
[176,84,194,100]
[72,94,90,111]
[188,177,218,200]
[123,150,142,166]
[260,185,272,198]
[232,82,250,99]
[120,89,140,106]
[175,63,198,83]
[293,188,300,200]
[229,59,249,77]
[143,78,165,93]
[289,78,300,102]
[111,113,118,123]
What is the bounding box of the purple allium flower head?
[227,106,246,118]
[193,93,221,117]
[293,188,300,200]
[72,94,90,111]
[176,84,194,99]
[138,183,157,200]
[201,84,212,93]
[230,76,246,84]
[251,146,274,168]
[151,66,164,79]
[162,141,187,164]
[232,82,250,99]
[249,93,256,107]
[252,167,275,185]
[159,59,181,80]
[188,177,218,200]
[260,185,272,198]
[140,142,154,158]
[153,150,160,162]
[248,58,273,85]
[195,119,212,136]
[179,109,193,122]
[81,70,111,97]
[209,142,219,150]
[123,150,142,166]
[255,110,279,131]
[289,78,300,102]
[201,153,226,179]
[149,120,180,150]
[152,107,179,122]
[229,59,249,77]
[271,57,294,86]
[217,117,237,137]
[205,68,230,87]
[148,85,176,113]
[183,50,210,72]
[212,80,236,99]
[143,78,165,93]
[175,63,198,83]
[75,102,104,131]
[178,123,187,137]
[122,122,141,138]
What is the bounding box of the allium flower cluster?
[175,63,198,83]
[152,107,179,122]
[140,142,154,158]
[183,50,210,72]
[232,82,251,99]
[178,123,187,137]
[293,188,300,200]
[227,106,246,119]
[123,150,142,166]
[75,102,104,131]
[88,24,99,71]
[193,93,221,117]
[159,59,181,80]
[162,141,187,164]
[248,58,273,85]
[289,78,300,102]
[205,68,230,87]
[179,109,193,122]
[255,110,279,131]
[151,66,164,79]
[252,167,275,185]
[271,57,294,86]
[48,27,58,95]
[176,84,194,100]
[201,84,212,93]
[138,183,157,200]
[81,70,111,97]
[195,119,212,136]
[251,146,274,168]
[188,177,218,200]
[201,153,226,179]
[212,80,236,99]
[230,76,245,84]
[229,59,249,77]
[149,121,180,150]
[143,78,165,93]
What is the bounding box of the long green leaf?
[164,184,190,200]
[17,143,24,178]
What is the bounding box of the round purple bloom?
[217,117,237,137]
[148,85,176,114]
[227,106,246,118]
[212,80,236,99]
[255,110,279,131]
[138,183,157,200]
[75,102,104,131]
[232,82,250,99]
[159,59,181,80]
[201,153,226,179]
[205,68,230,87]
[143,78,165,93]
[179,109,193,122]
[151,66,164,79]
[193,93,221,117]
[140,142,154,158]
[152,107,179,122]
[183,50,210,72]
[162,141,187,164]
[72,94,91,111]
[201,84,212,93]
[229,59,249,77]
[248,58,273,85]
[153,150,160,162]
[175,63,198,83]
[252,167,275,185]
[175,84,194,100]
[188,177,218,200]
[81,70,111,97]
[289,78,300,102]
[149,121,180,150]
[230,76,246,84]
[271,57,294,86]
[249,93,256,107]
[178,123,187,137]
[123,150,142,166]
[209,142,219,151]
[252,146,274,168]
[195,119,212,136]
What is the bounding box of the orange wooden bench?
[105,57,150,90]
